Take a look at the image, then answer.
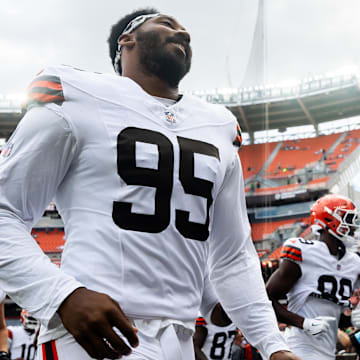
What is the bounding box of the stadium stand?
[265,134,340,178]
[254,183,300,194]
[251,219,297,242]
[239,141,278,180]
[31,229,65,253]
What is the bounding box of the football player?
[0,8,299,360]
[193,313,236,360]
[7,310,38,360]
[266,194,360,359]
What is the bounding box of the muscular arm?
[193,326,208,360]
[211,303,232,327]
[0,106,138,359]
[209,153,292,358]
[266,259,304,329]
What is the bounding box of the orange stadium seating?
[239,141,278,180]
[262,217,311,260]
[324,129,360,171]
[254,183,300,194]
[306,176,330,188]
[240,129,360,186]
[251,217,311,242]
[250,219,297,242]
[265,134,340,178]
[32,229,65,253]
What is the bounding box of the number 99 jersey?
[2,65,247,343]
[280,237,360,358]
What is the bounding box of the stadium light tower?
[239,0,266,144]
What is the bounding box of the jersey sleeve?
[23,68,65,111]
[196,317,207,327]
[232,123,242,149]
[208,152,290,358]
[280,238,303,264]
[0,105,83,327]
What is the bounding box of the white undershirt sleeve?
[0,106,83,327]
[209,153,290,359]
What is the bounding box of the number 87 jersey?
[1,65,247,340]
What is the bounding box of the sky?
[1,0,360,96]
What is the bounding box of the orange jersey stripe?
[280,252,302,262]
[28,92,64,103]
[235,134,242,143]
[196,317,207,326]
[29,80,63,91]
[51,340,59,360]
[282,246,302,256]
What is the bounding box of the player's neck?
[322,235,345,258]
[325,240,338,256]
[122,70,180,101]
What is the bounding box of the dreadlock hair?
[108,7,159,75]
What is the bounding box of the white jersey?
[0,289,5,303]
[8,326,36,360]
[0,65,288,358]
[196,317,236,359]
[280,237,360,359]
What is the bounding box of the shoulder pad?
[23,71,65,110]
[233,123,242,149]
[196,317,207,326]
[280,238,303,263]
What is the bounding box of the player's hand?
[350,288,360,307]
[58,287,139,359]
[0,352,9,360]
[270,350,302,360]
[302,316,335,337]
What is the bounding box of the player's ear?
[118,33,136,50]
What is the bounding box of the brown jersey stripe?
[233,124,242,147]
[280,252,302,262]
[280,249,302,258]
[281,247,302,257]
[28,75,62,86]
[196,317,207,325]
[233,134,242,147]
[42,340,59,360]
[29,80,63,91]
[23,75,64,110]
[282,246,302,256]
[28,92,64,104]
[28,87,64,97]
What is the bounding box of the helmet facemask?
[20,310,39,332]
[321,206,360,248]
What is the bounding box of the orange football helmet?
[311,194,360,247]
[20,309,39,331]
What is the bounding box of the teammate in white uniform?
[193,315,236,360]
[0,8,299,360]
[267,194,360,359]
[7,310,38,360]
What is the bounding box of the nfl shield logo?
[2,142,13,158]
[165,111,176,124]
[337,264,341,270]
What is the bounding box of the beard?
[136,29,192,87]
